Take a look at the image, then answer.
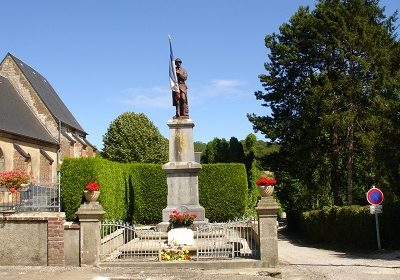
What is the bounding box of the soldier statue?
[172,58,189,118]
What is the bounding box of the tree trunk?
[346,123,354,205]
[330,130,342,205]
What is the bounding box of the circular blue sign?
[366,188,384,205]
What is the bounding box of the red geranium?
[85,180,100,192]
[256,177,277,186]
[0,169,31,190]
[169,210,197,228]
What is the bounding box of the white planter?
[168,228,194,245]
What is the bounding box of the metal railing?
[0,183,60,213]
[196,217,259,260]
[100,221,162,262]
[99,217,259,262]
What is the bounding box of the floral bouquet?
[0,169,31,193]
[169,210,197,228]
[160,240,191,261]
[85,180,100,192]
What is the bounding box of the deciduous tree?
[102,112,168,163]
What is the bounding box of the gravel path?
[0,228,399,280]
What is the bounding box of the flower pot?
[84,190,100,202]
[257,185,274,197]
[168,228,194,245]
[0,187,20,207]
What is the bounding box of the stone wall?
[0,212,65,266]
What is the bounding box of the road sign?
[366,187,384,205]
[370,205,383,214]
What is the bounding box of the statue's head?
[175,58,182,64]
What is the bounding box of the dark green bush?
[61,159,248,224]
[199,163,248,222]
[60,158,97,220]
[380,202,400,249]
[129,163,167,224]
[60,157,128,221]
[299,204,400,249]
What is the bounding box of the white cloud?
[210,79,245,89]
[119,79,247,108]
[191,79,247,104]
[121,86,171,108]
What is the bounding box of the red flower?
[0,169,31,190]
[256,177,277,186]
[168,210,197,227]
[85,180,100,192]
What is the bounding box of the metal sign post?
[366,186,384,250]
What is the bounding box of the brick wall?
[47,216,65,266]
[13,150,29,172]
[39,153,52,185]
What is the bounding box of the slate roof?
[0,75,58,145]
[8,53,86,134]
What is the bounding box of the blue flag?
[169,35,179,92]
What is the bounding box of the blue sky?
[1,0,398,149]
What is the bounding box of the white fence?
[100,221,162,262]
[196,218,259,260]
[100,217,258,262]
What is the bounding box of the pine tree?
[248,0,400,205]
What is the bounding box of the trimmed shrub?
[299,204,400,249]
[60,158,96,221]
[199,163,248,222]
[60,157,128,221]
[129,163,167,224]
[380,202,400,249]
[61,159,248,224]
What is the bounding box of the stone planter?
[84,190,100,202]
[168,227,194,245]
[257,185,274,197]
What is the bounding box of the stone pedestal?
[256,196,279,267]
[76,201,105,266]
[160,119,207,231]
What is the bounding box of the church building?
[0,53,96,185]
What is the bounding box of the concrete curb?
[99,259,278,269]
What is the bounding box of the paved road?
[0,229,399,279]
[278,230,400,279]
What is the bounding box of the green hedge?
[60,157,128,221]
[199,163,248,222]
[298,203,400,249]
[61,159,249,223]
[129,163,167,224]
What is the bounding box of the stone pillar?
[159,118,207,230]
[76,201,105,266]
[256,196,279,267]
